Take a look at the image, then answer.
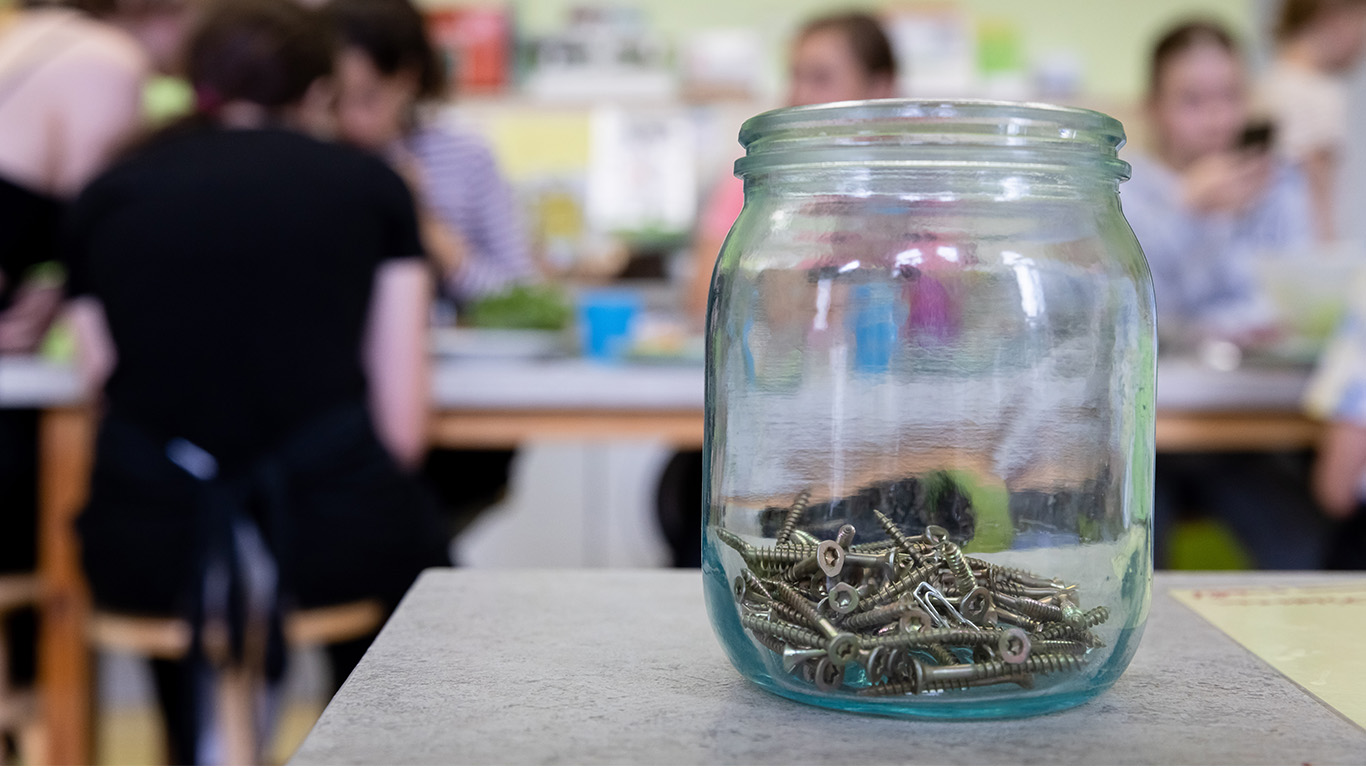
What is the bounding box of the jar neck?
[741,166,1121,202]
[735,100,1130,198]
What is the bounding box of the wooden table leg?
[37,406,93,766]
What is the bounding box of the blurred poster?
[883,3,977,98]
[586,107,696,238]
[426,7,511,95]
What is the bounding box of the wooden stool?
[0,574,41,764]
[87,600,385,765]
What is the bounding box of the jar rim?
[736,98,1130,181]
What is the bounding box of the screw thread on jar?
[774,488,811,546]
[923,653,1086,686]
[938,540,977,594]
[739,614,823,649]
[868,562,940,606]
[968,559,1063,590]
[872,510,922,555]
[921,673,1036,693]
[741,570,773,604]
[1030,639,1089,657]
[842,598,916,631]
[860,627,1004,650]
[746,545,819,572]
[996,593,1065,622]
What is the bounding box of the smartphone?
[1238,121,1276,153]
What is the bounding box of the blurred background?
[4,0,1366,763]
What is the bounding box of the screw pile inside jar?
[720,487,1110,696]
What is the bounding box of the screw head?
[905,656,927,694]
[924,525,949,544]
[863,647,887,680]
[999,628,1031,664]
[828,582,860,615]
[817,541,845,578]
[814,657,845,691]
[960,586,994,624]
[898,607,934,633]
[826,632,860,666]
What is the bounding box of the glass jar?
[702,100,1154,718]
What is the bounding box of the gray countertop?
[291,569,1366,765]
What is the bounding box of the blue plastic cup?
[577,289,641,361]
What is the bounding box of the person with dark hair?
[1262,0,1366,241]
[324,0,533,305]
[63,0,449,760]
[324,0,534,546]
[1123,19,1325,571]
[660,11,899,569]
[686,10,899,323]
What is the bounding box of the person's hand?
[1314,422,1366,520]
[1180,150,1273,216]
[0,280,63,354]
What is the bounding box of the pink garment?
[699,174,745,243]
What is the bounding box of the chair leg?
[215,667,260,766]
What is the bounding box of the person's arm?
[1314,421,1366,519]
[1301,146,1337,243]
[47,40,147,197]
[362,258,431,470]
[66,296,116,398]
[0,278,63,353]
[454,142,535,299]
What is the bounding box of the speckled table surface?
[291,570,1366,765]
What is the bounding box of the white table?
[291,569,1366,765]
[1,354,1323,450]
[0,353,1326,763]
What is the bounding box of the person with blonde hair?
[0,0,189,719]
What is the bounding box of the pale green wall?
[418,0,1260,102]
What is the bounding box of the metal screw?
[827,582,860,615]
[780,645,826,672]
[1034,606,1109,640]
[957,586,996,625]
[871,509,930,559]
[997,628,1031,663]
[774,488,812,546]
[842,596,918,631]
[860,626,1008,651]
[861,653,1085,695]
[814,657,844,691]
[867,562,940,606]
[769,581,861,666]
[739,613,823,650]
[938,539,977,594]
[994,592,1065,623]
[858,672,1035,697]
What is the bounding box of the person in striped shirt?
[324,0,533,545]
[324,0,534,307]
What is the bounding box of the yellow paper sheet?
[1170,583,1366,729]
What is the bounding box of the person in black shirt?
[63,1,449,761]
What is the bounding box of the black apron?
[77,401,450,662]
